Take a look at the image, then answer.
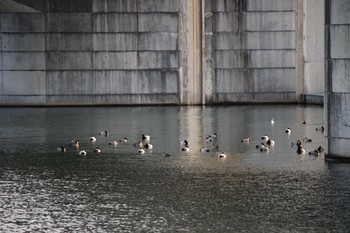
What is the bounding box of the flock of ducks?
[57,132,155,156]
[248,118,325,156]
[57,131,228,159]
[57,118,325,159]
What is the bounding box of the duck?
[200,147,211,153]
[208,133,218,139]
[261,134,269,142]
[99,130,109,136]
[291,140,302,148]
[79,149,87,156]
[118,137,128,143]
[142,134,150,142]
[57,146,67,153]
[144,143,153,150]
[205,136,214,143]
[297,145,305,154]
[266,138,275,146]
[89,136,96,143]
[258,143,269,152]
[271,118,275,124]
[302,120,307,124]
[317,145,325,152]
[205,133,218,144]
[179,139,189,147]
[316,126,324,132]
[285,128,291,134]
[93,147,101,153]
[241,137,251,143]
[308,149,319,156]
[303,137,312,143]
[134,141,143,148]
[70,139,79,149]
[181,145,190,152]
[109,140,118,146]
[218,152,226,158]
[137,148,145,154]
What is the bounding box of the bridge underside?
[0,0,324,106]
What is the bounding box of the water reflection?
[0,105,350,232]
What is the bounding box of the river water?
[0,105,349,232]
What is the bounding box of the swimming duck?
[79,149,87,156]
[297,145,305,154]
[144,143,153,150]
[218,152,226,158]
[118,137,128,143]
[316,126,324,133]
[70,139,79,149]
[302,120,307,124]
[266,138,275,146]
[317,145,325,152]
[93,147,101,153]
[308,149,319,156]
[291,140,302,148]
[261,134,269,142]
[271,118,275,124]
[258,143,269,152]
[109,140,118,146]
[89,136,96,143]
[142,134,150,142]
[99,130,109,136]
[241,137,251,143]
[303,137,312,143]
[57,146,67,153]
[134,141,143,148]
[285,128,291,134]
[179,139,189,147]
[137,148,145,154]
[206,133,218,143]
[200,147,211,153]
[181,145,190,152]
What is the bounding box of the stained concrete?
[0,0,324,106]
[325,0,350,161]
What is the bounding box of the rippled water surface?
[0,105,350,232]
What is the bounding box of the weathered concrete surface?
[0,0,325,106]
[325,0,350,161]
[204,0,298,104]
[178,0,202,105]
[303,0,324,95]
[0,0,182,106]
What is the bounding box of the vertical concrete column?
[202,0,213,104]
[303,0,325,95]
[0,14,2,104]
[295,0,304,103]
[325,0,350,161]
[178,0,203,105]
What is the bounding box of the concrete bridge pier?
[325,0,350,162]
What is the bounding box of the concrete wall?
[303,0,324,95]
[0,0,181,105]
[325,0,350,161]
[203,0,297,104]
[0,0,324,105]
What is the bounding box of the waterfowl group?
[55,117,324,160]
